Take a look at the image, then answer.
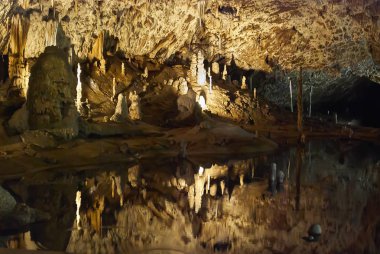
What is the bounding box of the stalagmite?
[129,91,142,120]
[190,54,197,84]
[208,67,212,94]
[110,94,128,122]
[76,64,82,114]
[220,180,225,195]
[112,78,116,100]
[75,191,81,229]
[198,95,207,110]
[121,62,125,76]
[197,51,206,86]
[222,65,227,80]
[142,67,148,79]
[254,88,257,99]
[289,77,293,113]
[241,76,247,89]
[178,78,189,95]
[212,62,219,74]
[23,61,30,98]
[198,166,204,176]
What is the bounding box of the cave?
[1,1,380,254]
[0,55,8,84]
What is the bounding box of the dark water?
[1,139,380,253]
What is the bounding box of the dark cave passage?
[0,55,9,84]
[314,78,380,128]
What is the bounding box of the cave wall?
[0,0,379,107]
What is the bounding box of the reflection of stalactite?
[115,176,123,206]
[45,20,58,47]
[188,184,195,209]
[87,195,105,233]
[75,191,81,229]
[194,174,206,213]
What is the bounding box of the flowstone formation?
[26,46,78,137]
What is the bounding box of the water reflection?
[1,140,380,253]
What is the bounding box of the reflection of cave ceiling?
[1,0,380,80]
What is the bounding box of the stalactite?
[90,32,104,62]
[115,176,123,207]
[208,67,212,94]
[241,76,247,89]
[21,0,29,9]
[198,0,206,28]
[75,0,78,15]
[9,14,29,57]
[239,174,244,186]
[45,20,58,47]
[222,64,227,80]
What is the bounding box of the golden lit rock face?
[0,0,379,81]
[27,46,77,131]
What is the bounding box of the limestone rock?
[8,103,29,133]
[129,92,142,121]
[20,130,58,148]
[26,46,78,136]
[211,62,219,75]
[110,93,128,122]
[0,186,17,217]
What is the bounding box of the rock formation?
[129,91,142,121]
[110,93,128,122]
[197,51,206,86]
[26,46,78,137]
